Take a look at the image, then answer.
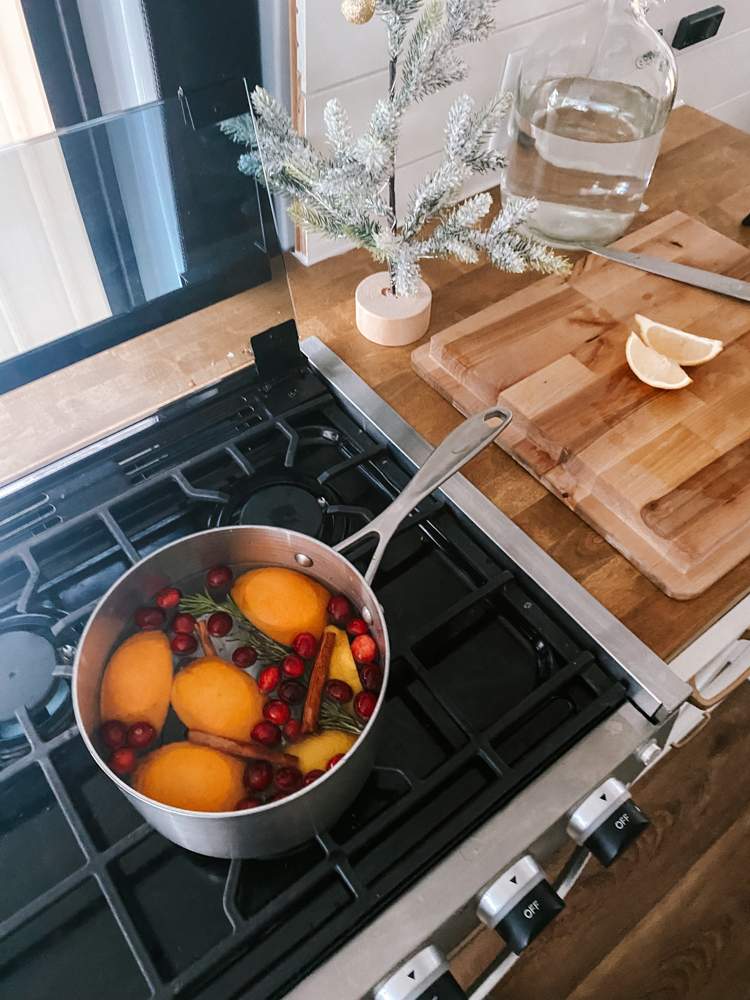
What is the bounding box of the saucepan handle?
[334,406,512,584]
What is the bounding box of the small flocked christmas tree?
[222,0,569,297]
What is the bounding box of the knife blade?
[581,243,750,304]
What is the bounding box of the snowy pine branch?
[221,2,568,296]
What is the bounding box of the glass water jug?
[502,0,677,246]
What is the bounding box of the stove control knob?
[476,855,564,954]
[374,945,465,1000]
[566,777,650,867]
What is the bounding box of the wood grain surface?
[413,212,750,598]
[451,683,750,1000]
[2,108,750,659]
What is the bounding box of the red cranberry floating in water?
[154,586,181,609]
[283,719,302,743]
[327,594,352,622]
[172,612,197,635]
[251,721,281,747]
[109,747,137,776]
[232,645,257,668]
[325,679,353,704]
[206,565,233,589]
[244,760,273,792]
[258,665,281,694]
[303,769,325,786]
[346,618,369,637]
[100,720,127,750]
[134,606,165,630]
[171,632,198,655]
[235,797,263,810]
[282,653,305,679]
[351,634,377,664]
[326,753,345,770]
[292,632,317,659]
[207,611,233,637]
[263,699,291,726]
[354,690,378,720]
[360,662,383,692]
[127,721,155,750]
[274,766,303,794]
[278,680,305,705]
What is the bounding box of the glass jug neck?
[593,0,649,21]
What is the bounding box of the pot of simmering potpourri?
[72,407,510,858]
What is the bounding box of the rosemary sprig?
[179,590,290,661]
[319,699,364,737]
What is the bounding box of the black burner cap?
[0,630,57,719]
[239,483,325,536]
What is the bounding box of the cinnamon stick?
[301,631,336,735]
[196,619,217,657]
[188,729,298,766]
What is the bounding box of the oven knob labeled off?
[374,945,465,1000]
[476,855,564,954]
[566,777,650,867]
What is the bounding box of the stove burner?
[239,483,325,536]
[210,473,355,544]
[0,613,73,765]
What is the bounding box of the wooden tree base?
[355,272,432,347]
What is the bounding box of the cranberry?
[109,747,137,776]
[172,612,197,634]
[251,721,281,747]
[360,662,383,692]
[244,760,273,792]
[206,565,233,589]
[327,594,351,621]
[283,719,302,743]
[354,690,378,720]
[207,611,233,637]
[351,634,377,664]
[278,680,305,705]
[282,653,305,678]
[258,665,281,694]
[100,720,127,750]
[263,699,291,726]
[269,791,288,802]
[171,632,197,655]
[326,753,345,770]
[274,766,303,794]
[347,618,369,637]
[292,632,317,659]
[154,586,181,609]
[235,797,263,810]
[232,645,257,668]
[127,721,155,749]
[134,606,165,630]
[303,769,325,786]
[325,679,353,703]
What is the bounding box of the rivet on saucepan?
[295,553,314,568]
[361,606,373,625]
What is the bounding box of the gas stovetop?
[0,334,686,999]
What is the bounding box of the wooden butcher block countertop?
[3,107,750,662]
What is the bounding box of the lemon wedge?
[634,314,723,366]
[626,332,692,390]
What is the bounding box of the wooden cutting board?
[413,211,750,599]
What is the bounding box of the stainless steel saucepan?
[73,406,511,858]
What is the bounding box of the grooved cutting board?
[412,212,750,599]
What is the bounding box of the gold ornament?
[341,0,376,25]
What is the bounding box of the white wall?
[295,0,750,265]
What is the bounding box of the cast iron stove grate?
[0,356,625,999]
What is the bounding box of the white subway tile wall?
[296,0,750,263]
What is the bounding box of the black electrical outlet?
[672,6,725,50]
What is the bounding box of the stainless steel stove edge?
[285,701,676,1000]
[301,337,689,721]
